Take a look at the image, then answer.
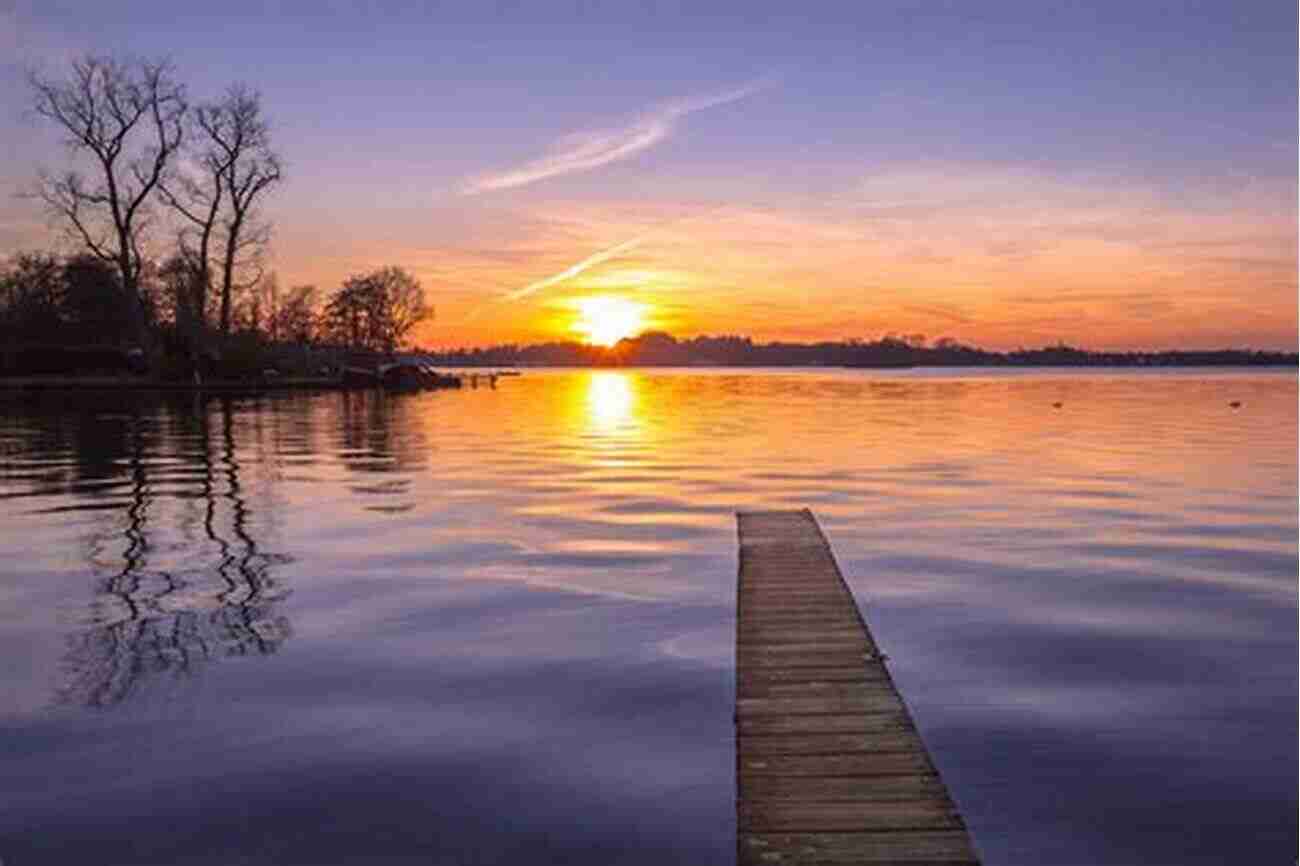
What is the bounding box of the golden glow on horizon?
[326,167,1296,352]
[571,295,649,346]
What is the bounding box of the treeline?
[3,53,429,378]
[423,331,1298,368]
[0,252,431,376]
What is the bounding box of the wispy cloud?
[460,76,774,195]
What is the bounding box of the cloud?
[902,303,974,324]
[460,77,773,194]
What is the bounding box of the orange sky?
[268,163,1297,351]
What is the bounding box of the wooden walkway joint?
[736,509,980,865]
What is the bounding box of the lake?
[0,368,1295,865]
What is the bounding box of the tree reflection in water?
[59,397,291,708]
[337,390,429,513]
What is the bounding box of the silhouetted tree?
[269,284,319,344]
[62,254,135,340]
[323,266,430,352]
[0,252,63,337]
[157,131,227,335]
[0,251,133,344]
[155,253,200,334]
[195,85,283,334]
[28,55,187,345]
[233,271,274,336]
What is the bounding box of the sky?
[0,0,1295,350]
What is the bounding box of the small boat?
[375,360,464,390]
[379,364,425,390]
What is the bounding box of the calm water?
[1,369,1295,865]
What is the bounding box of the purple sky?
[1,1,1295,348]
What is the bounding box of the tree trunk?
[218,218,240,335]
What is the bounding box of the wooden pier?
[736,509,980,865]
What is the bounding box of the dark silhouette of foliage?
[267,283,320,345]
[0,251,63,336]
[323,266,430,352]
[421,331,1298,369]
[0,252,132,344]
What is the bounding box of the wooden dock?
[736,509,980,865]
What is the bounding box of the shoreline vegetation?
[420,332,1298,368]
[6,55,436,391]
[0,330,1293,396]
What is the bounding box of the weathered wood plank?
[738,712,912,737]
[739,665,889,685]
[738,616,862,628]
[736,509,980,865]
[739,651,881,670]
[739,831,979,864]
[738,641,878,655]
[738,609,863,622]
[740,799,963,832]
[738,630,873,646]
[737,693,906,717]
[740,752,935,779]
[739,731,926,755]
[739,680,900,699]
[742,774,947,802]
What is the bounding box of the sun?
[572,295,647,347]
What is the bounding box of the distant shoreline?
[457,360,1300,369]
[420,334,1298,369]
[1,362,1294,393]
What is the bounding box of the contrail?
[460,76,776,195]
[460,202,736,322]
[461,235,646,321]
[502,236,645,302]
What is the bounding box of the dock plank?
[739,732,926,756]
[738,713,912,737]
[740,831,979,864]
[740,800,963,832]
[736,509,980,865]
[742,774,947,802]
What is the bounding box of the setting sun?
[571,295,648,347]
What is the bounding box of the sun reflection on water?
[585,371,638,433]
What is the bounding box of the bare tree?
[28,55,186,344]
[156,252,208,334]
[0,252,64,338]
[273,284,319,345]
[258,277,319,345]
[235,270,279,337]
[157,140,228,335]
[323,266,430,352]
[191,84,282,335]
